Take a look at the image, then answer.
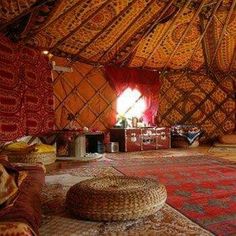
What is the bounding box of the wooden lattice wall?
[52,57,117,131]
[159,71,235,142]
[53,56,235,141]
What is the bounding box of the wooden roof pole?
[213,16,231,34]
[141,0,191,68]
[97,0,158,63]
[209,0,236,69]
[0,0,49,32]
[187,0,223,69]
[73,0,140,57]
[228,44,236,73]
[50,0,111,52]
[23,0,88,42]
[161,0,207,72]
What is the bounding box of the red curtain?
[0,34,54,142]
[104,66,160,124]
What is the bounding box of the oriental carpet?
[114,154,236,235]
[40,152,236,235]
[40,163,211,235]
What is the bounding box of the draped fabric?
[104,66,160,123]
[0,34,54,142]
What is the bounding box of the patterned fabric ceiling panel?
[0,0,235,73]
[215,10,236,71]
[56,0,137,57]
[0,0,37,24]
[131,8,204,70]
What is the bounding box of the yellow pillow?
[35,144,55,153]
[4,142,29,151]
[0,164,18,205]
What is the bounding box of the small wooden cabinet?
[110,127,170,152]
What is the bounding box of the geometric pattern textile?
[0,34,54,142]
[204,9,236,72]
[115,154,236,236]
[158,71,235,142]
[1,1,235,73]
[0,0,37,25]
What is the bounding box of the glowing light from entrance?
[117,88,146,119]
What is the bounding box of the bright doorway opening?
[117,88,146,122]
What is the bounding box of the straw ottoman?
[3,143,56,165]
[7,152,56,165]
[66,176,167,221]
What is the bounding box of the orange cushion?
[219,134,236,144]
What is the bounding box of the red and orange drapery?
[104,66,160,124]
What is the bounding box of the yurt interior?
[0,1,236,235]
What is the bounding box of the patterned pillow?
[4,142,29,151]
[0,164,18,205]
[4,142,36,153]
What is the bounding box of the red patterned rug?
[114,155,236,236]
[41,165,212,235]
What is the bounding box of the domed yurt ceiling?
[0,0,236,73]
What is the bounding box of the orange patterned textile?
[204,10,236,72]
[0,1,235,73]
[0,34,54,142]
[0,222,34,236]
[158,71,235,141]
[131,7,204,70]
[0,0,37,24]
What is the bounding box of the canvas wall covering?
[52,57,117,132]
[0,34,54,142]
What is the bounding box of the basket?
[66,176,167,221]
[6,152,56,165]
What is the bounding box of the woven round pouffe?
[66,176,167,221]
